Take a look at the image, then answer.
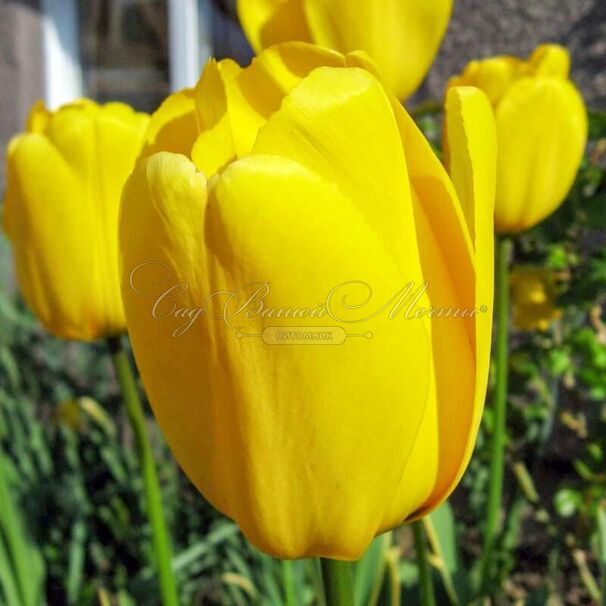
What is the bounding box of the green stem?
[107,336,179,606]
[282,560,297,606]
[413,521,436,606]
[481,236,512,587]
[320,558,354,606]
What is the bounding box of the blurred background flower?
[510,266,562,332]
[3,99,148,340]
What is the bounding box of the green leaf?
[354,533,390,606]
[376,548,401,606]
[424,502,469,604]
[0,449,46,606]
[0,535,23,606]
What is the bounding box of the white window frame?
[41,0,83,109]
[168,0,212,91]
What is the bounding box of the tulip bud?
[237,0,452,100]
[120,43,496,559]
[3,100,149,341]
[448,44,587,233]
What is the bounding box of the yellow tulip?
[237,0,453,100]
[448,44,587,233]
[510,266,561,331]
[3,99,149,341]
[120,42,496,560]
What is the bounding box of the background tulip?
[237,0,453,100]
[448,44,587,233]
[3,100,149,341]
[120,42,496,560]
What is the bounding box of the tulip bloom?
[510,267,561,331]
[120,42,496,559]
[448,44,587,233]
[3,100,149,341]
[237,0,452,100]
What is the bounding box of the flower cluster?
[1,0,589,590]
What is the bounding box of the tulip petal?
[204,153,431,559]
[252,66,422,277]
[494,77,587,232]
[415,86,496,515]
[447,57,525,106]
[237,0,312,53]
[303,0,452,99]
[249,70,442,531]
[120,153,218,515]
[191,59,238,175]
[224,42,347,156]
[141,88,198,159]
[390,97,475,308]
[191,44,352,176]
[26,100,51,133]
[376,93,485,528]
[529,44,570,78]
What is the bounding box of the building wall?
[0,0,43,184]
[0,0,43,288]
